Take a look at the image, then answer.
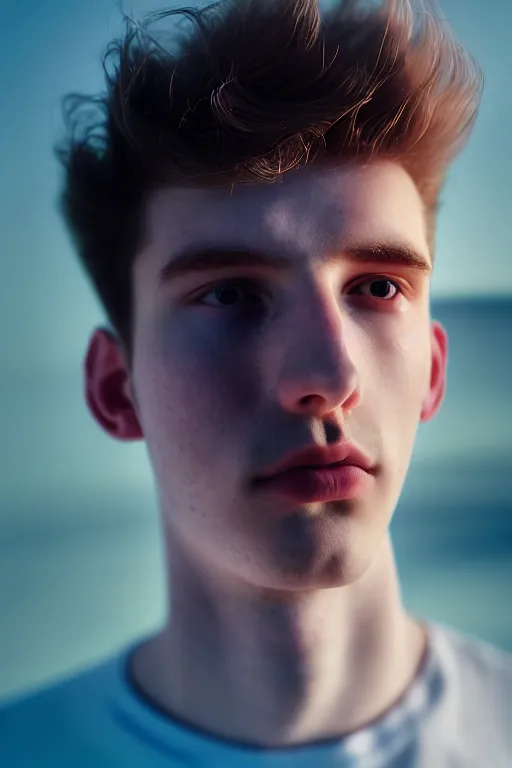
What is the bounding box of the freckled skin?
[117,161,446,591]
[84,160,448,744]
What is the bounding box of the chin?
[277,553,374,591]
[242,511,381,592]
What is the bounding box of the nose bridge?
[274,278,360,414]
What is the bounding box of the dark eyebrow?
[158,241,432,284]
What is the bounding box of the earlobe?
[420,320,449,423]
[84,328,144,442]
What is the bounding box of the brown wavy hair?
[55,0,483,366]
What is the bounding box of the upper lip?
[256,442,375,479]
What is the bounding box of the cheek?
[134,317,262,461]
[394,324,429,356]
[363,323,431,422]
[171,322,262,415]
[382,332,432,436]
[359,328,431,492]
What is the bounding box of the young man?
[1,0,510,765]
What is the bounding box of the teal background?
[0,0,511,700]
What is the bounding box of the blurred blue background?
[0,0,511,701]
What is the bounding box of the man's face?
[97,161,447,590]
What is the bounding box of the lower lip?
[256,464,371,503]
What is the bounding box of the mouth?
[254,461,372,505]
[257,442,375,480]
[292,460,348,471]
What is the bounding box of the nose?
[273,289,361,419]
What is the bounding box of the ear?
[420,320,449,423]
[83,327,144,441]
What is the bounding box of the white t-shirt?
[0,622,510,767]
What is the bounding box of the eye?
[194,279,266,308]
[350,277,402,300]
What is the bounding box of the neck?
[129,534,427,749]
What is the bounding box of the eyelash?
[193,276,404,307]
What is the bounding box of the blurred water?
[0,298,510,700]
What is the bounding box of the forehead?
[140,161,429,268]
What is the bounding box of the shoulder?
[432,622,512,690]
[428,622,512,761]
[0,652,116,715]
[0,653,119,761]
